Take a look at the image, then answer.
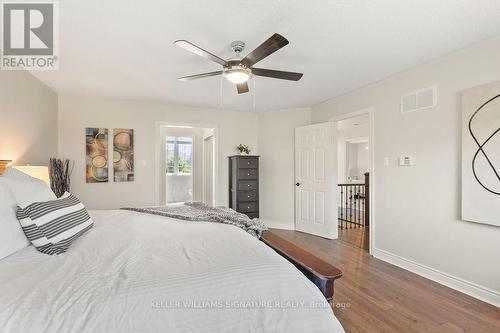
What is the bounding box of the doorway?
[333,112,372,252]
[157,124,216,205]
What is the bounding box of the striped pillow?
[16,192,93,255]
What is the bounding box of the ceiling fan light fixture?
[174,34,303,94]
[224,67,252,84]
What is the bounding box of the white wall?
[336,119,369,183]
[356,142,369,177]
[311,38,500,305]
[257,108,311,229]
[58,94,258,209]
[346,142,368,182]
[0,71,58,165]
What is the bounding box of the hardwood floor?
[270,228,500,333]
[338,225,369,251]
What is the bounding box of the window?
[166,136,193,174]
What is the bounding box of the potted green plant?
[236,144,251,155]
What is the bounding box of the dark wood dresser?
[228,155,259,218]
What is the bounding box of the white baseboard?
[261,219,295,230]
[372,248,500,308]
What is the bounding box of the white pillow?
[0,182,30,259]
[2,167,35,181]
[0,167,56,203]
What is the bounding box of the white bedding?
[0,210,344,333]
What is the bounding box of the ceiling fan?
[174,33,303,94]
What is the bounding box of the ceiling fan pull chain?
[219,76,223,107]
[253,76,256,110]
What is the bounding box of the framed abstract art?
[85,128,109,183]
[461,81,500,227]
[113,128,134,182]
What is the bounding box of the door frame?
[329,107,375,255]
[154,122,219,206]
[202,134,215,206]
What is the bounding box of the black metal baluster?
[347,186,350,229]
[354,185,359,228]
[358,186,361,227]
[343,185,346,230]
[349,186,353,228]
[352,185,355,228]
[352,186,355,229]
[344,186,346,230]
[357,186,360,227]
[361,185,365,227]
[340,186,344,230]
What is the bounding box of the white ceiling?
[31,0,500,111]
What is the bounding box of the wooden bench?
[261,231,343,301]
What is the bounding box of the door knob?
[295,182,300,186]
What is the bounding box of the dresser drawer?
[238,180,258,191]
[245,212,259,219]
[237,168,258,180]
[238,190,258,202]
[238,201,258,213]
[237,158,258,169]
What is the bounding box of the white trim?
[329,107,375,255]
[329,107,374,122]
[202,134,216,206]
[372,247,500,307]
[345,136,368,144]
[262,219,295,231]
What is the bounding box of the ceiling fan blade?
[177,71,223,81]
[236,82,249,94]
[240,34,289,68]
[252,68,303,81]
[174,40,227,67]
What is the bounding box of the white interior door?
[295,123,338,239]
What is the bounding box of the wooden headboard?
[0,160,11,175]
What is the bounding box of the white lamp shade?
[14,166,50,186]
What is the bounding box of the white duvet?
[0,210,344,333]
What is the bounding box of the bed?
[0,209,344,332]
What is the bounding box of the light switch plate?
[399,156,414,166]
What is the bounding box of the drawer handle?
[248,195,251,198]
[247,162,251,165]
[247,184,250,187]
[247,206,251,209]
[247,173,250,176]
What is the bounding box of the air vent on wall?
[400,86,437,114]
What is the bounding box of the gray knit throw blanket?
[121,202,267,238]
